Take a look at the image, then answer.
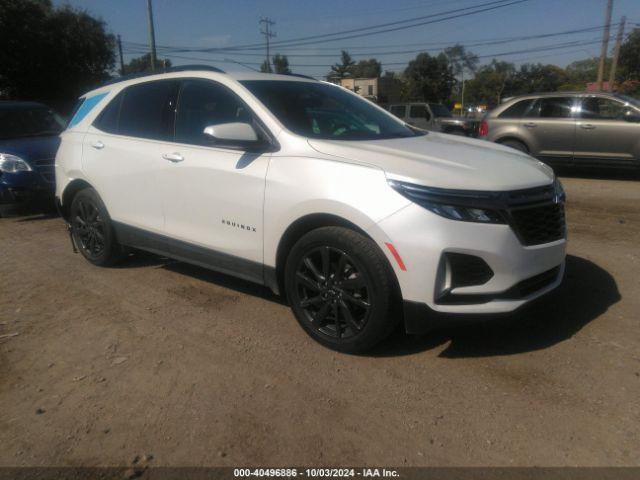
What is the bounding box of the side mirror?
[203,122,260,146]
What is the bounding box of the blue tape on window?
[68,92,109,128]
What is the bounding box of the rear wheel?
[500,139,529,153]
[70,188,126,266]
[284,227,399,353]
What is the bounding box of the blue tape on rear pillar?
[68,92,109,128]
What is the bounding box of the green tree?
[123,53,172,75]
[328,50,356,80]
[0,0,115,108]
[403,52,455,103]
[260,59,271,73]
[444,44,478,79]
[272,54,291,74]
[351,58,382,78]
[465,60,516,106]
[618,28,640,81]
[565,57,607,85]
[512,63,569,93]
[443,44,478,107]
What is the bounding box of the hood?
[0,135,61,164]
[308,132,554,191]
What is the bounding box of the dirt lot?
[0,175,639,468]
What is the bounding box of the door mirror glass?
[203,122,259,143]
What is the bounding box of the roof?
[93,65,317,92]
[502,91,621,103]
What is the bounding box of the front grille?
[508,202,565,246]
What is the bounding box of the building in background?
[339,77,402,104]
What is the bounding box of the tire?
[284,226,399,353]
[69,188,126,266]
[500,139,529,153]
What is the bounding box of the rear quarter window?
[498,99,534,118]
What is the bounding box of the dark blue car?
[0,101,65,208]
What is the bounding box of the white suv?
[56,66,566,352]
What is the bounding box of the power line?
[121,37,610,70]
[124,24,617,59]
[131,0,531,54]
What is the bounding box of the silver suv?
[479,92,640,169]
[387,102,479,136]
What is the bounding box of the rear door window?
[527,97,575,119]
[117,80,179,141]
[409,105,427,118]
[93,93,122,134]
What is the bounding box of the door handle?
[162,152,184,163]
[580,123,596,130]
[523,122,537,128]
[91,141,105,150]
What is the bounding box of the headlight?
[0,153,32,173]
[388,179,506,224]
[553,177,566,203]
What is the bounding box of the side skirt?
[112,221,268,287]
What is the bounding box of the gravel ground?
[0,175,638,467]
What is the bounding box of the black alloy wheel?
[73,197,106,259]
[70,188,126,266]
[294,246,372,340]
[285,226,399,353]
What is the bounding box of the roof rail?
[99,64,225,87]
[285,73,318,81]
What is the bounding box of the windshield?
[0,106,66,139]
[428,103,452,118]
[241,80,423,140]
[616,94,640,109]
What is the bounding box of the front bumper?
[369,202,566,326]
[0,171,54,205]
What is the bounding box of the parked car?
[55,66,566,352]
[386,102,479,136]
[479,91,640,169]
[0,101,64,209]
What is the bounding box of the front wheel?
[284,227,399,353]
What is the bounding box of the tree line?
[1,0,639,114]
[323,34,640,107]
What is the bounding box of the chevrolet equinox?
[55,66,567,352]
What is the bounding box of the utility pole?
[596,0,614,90]
[460,70,465,115]
[259,17,276,73]
[117,35,125,76]
[147,0,157,71]
[608,16,626,92]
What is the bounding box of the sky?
[53,0,640,78]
